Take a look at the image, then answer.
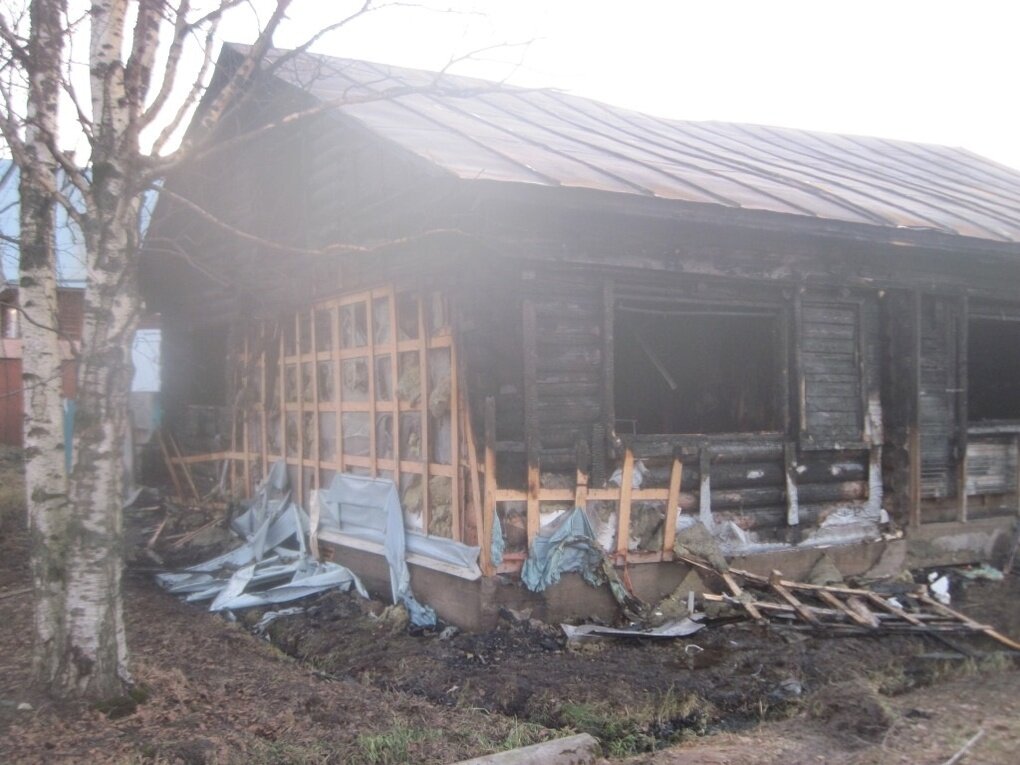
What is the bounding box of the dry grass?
[0,446,24,531]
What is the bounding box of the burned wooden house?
[143,46,1020,625]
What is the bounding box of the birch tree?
[3,0,69,694]
[0,0,405,700]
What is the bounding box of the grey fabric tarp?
[520,507,647,619]
[490,511,505,567]
[520,507,604,592]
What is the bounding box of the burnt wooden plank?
[802,337,859,354]
[807,396,870,413]
[535,400,603,420]
[803,305,859,324]
[966,438,1019,495]
[536,355,603,373]
[534,381,604,398]
[602,279,615,458]
[919,294,960,502]
[663,455,683,553]
[799,297,863,450]
[483,396,497,575]
[803,321,857,339]
[617,449,635,558]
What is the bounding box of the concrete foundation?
[320,515,1018,630]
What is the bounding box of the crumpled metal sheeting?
[156,459,367,614]
[253,607,305,635]
[317,473,456,628]
[317,474,481,576]
[561,617,705,643]
[209,557,368,611]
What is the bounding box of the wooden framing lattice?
[235,286,462,541]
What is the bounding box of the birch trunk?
[48,0,137,697]
[11,0,292,699]
[59,196,138,696]
[20,0,72,689]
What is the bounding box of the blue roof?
[0,160,157,288]
[0,159,87,287]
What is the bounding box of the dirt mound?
[806,679,893,747]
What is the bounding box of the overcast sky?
[245,0,1020,170]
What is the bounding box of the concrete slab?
[320,516,1018,631]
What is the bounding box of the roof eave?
[468,179,1020,259]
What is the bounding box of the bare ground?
[1,446,1018,763]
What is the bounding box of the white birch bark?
[53,0,136,697]
[6,0,305,699]
[19,0,72,689]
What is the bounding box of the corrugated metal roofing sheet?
[254,47,1020,244]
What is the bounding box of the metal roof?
[251,46,1020,245]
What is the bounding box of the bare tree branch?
[124,0,164,129]
[0,11,30,68]
[187,0,292,137]
[157,185,470,257]
[259,0,374,77]
[148,14,221,155]
[137,0,192,129]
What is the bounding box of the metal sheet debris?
[562,617,705,644]
[157,460,368,613]
[315,473,484,628]
[957,564,1004,582]
[253,607,305,635]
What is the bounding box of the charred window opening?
[968,318,1020,421]
[614,302,783,435]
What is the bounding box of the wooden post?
[909,291,922,528]
[388,289,401,498]
[310,310,320,491]
[616,448,634,559]
[450,334,462,541]
[785,441,800,526]
[792,290,806,437]
[778,298,791,429]
[483,396,497,574]
[462,389,487,571]
[158,430,184,500]
[602,279,615,448]
[956,294,969,523]
[167,432,199,501]
[574,440,590,510]
[527,442,541,549]
[241,333,250,498]
[334,306,344,473]
[1015,434,1020,516]
[418,294,430,530]
[367,298,378,479]
[663,454,683,554]
[294,313,305,507]
[259,323,269,480]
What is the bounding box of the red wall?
[0,358,20,447]
[0,288,84,447]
